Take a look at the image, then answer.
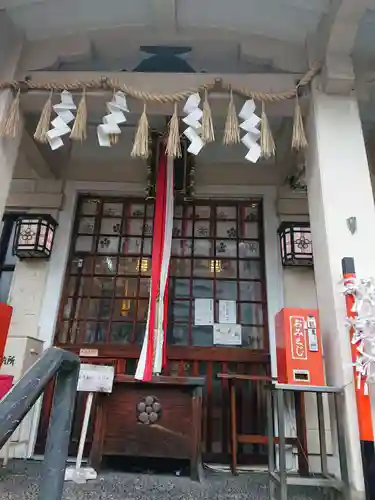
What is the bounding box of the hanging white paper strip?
[239,99,261,163]
[46,91,76,150]
[182,93,204,156]
[97,91,129,147]
[342,276,375,394]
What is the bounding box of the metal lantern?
[278,222,313,267]
[13,215,58,259]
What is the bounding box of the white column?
[0,12,24,220]
[306,88,375,496]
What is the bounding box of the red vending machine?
[275,308,325,386]
[0,303,13,368]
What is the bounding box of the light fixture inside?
[210,259,222,273]
[136,258,149,273]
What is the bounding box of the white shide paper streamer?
[343,276,375,394]
[46,91,76,150]
[182,93,204,156]
[97,91,129,147]
[239,100,261,163]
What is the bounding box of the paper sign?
[290,316,307,360]
[195,298,214,325]
[77,364,115,393]
[213,324,242,346]
[219,300,237,324]
[79,349,98,357]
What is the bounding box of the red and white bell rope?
[135,149,174,381]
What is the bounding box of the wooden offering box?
[90,375,205,481]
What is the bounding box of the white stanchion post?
[64,364,114,484]
[76,391,93,470]
[64,391,97,484]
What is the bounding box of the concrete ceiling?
[4,0,375,181]
[2,0,330,44]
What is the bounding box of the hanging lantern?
[278,222,313,267]
[13,215,58,259]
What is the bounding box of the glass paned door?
[57,197,268,351]
[168,201,267,350]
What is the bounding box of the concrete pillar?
[306,88,375,497]
[0,12,24,220]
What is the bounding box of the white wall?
[2,179,64,458]
[277,185,338,475]
[277,187,317,309]
[3,173,329,467]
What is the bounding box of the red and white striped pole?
[135,149,174,382]
[342,257,375,498]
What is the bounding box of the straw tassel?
[166,102,181,158]
[131,102,149,158]
[292,94,308,150]
[70,89,87,142]
[109,134,119,146]
[202,89,215,143]
[223,90,240,145]
[0,90,21,139]
[34,90,53,143]
[260,102,275,159]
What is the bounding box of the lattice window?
[167,201,267,349]
[56,197,267,350]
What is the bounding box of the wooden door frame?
[31,181,284,459]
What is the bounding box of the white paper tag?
[60,90,77,109]
[47,135,64,150]
[53,108,75,124]
[245,143,261,163]
[50,115,71,132]
[239,99,256,120]
[240,115,261,132]
[101,122,121,135]
[187,137,204,155]
[113,91,129,112]
[241,132,259,150]
[104,110,127,125]
[183,108,203,128]
[184,93,201,114]
[97,125,112,147]
[184,127,204,155]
